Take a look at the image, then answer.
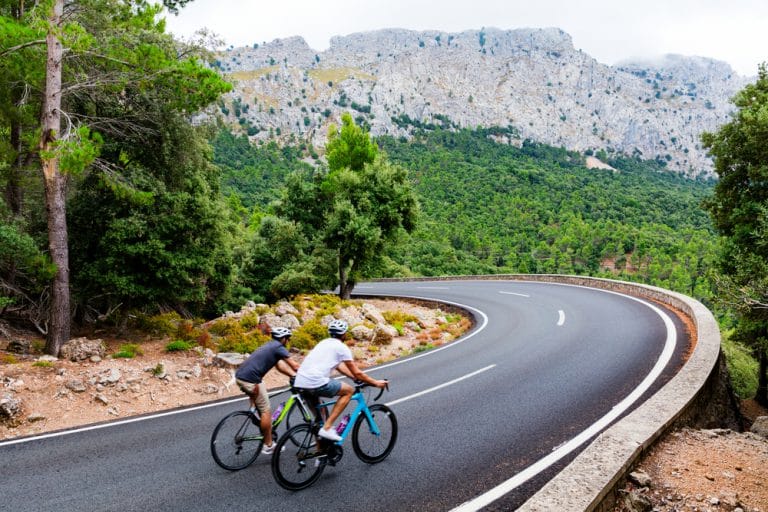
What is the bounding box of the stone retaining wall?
[368,274,722,511]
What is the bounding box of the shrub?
[1,354,18,364]
[217,331,269,354]
[239,311,261,331]
[175,319,203,342]
[165,340,194,352]
[113,343,142,358]
[133,312,183,337]
[291,318,328,351]
[721,330,758,398]
[382,310,419,324]
[197,330,214,350]
[33,360,54,368]
[207,318,243,336]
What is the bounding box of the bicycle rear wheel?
[284,399,311,432]
[271,424,325,490]
[352,404,397,463]
[210,411,263,470]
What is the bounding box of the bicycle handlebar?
[354,379,389,402]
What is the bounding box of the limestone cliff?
[213,27,751,177]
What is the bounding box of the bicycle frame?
[273,390,314,427]
[315,389,381,444]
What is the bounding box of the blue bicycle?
[271,380,397,490]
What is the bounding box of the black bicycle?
[210,384,314,471]
[271,380,397,490]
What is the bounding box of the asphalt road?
[0,279,688,511]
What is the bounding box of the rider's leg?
[252,383,274,446]
[323,382,353,431]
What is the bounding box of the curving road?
[0,280,688,511]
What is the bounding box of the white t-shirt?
[294,337,353,388]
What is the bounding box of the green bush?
[239,311,262,331]
[216,331,269,354]
[290,318,327,351]
[33,360,55,368]
[207,318,243,336]
[165,340,194,352]
[133,312,182,337]
[113,343,142,358]
[721,330,759,398]
[382,310,419,324]
[175,319,204,342]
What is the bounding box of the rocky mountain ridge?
[214,27,752,177]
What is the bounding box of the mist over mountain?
[213,27,749,177]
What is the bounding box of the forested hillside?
[214,128,718,305]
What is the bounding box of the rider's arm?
[275,358,299,376]
[338,360,386,388]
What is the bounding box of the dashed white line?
[557,310,566,326]
[499,291,530,298]
[385,365,496,407]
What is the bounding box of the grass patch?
[165,340,195,352]
[227,67,278,81]
[412,343,435,354]
[308,67,377,84]
[112,343,142,359]
[33,360,54,368]
[1,353,19,364]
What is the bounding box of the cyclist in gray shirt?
[235,327,299,454]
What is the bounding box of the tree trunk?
[41,0,70,356]
[758,349,768,408]
[338,259,351,300]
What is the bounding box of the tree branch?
[0,39,46,58]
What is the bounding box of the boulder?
[280,314,301,330]
[99,368,122,385]
[214,352,246,368]
[65,379,87,393]
[750,416,768,438]
[337,306,365,326]
[7,338,31,354]
[372,324,398,345]
[275,301,299,316]
[361,303,386,324]
[351,325,374,342]
[261,313,287,330]
[0,394,23,422]
[629,469,652,488]
[60,337,106,362]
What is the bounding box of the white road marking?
[557,309,566,326]
[449,288,677,512]
[499,291,530,298]
[385,365,496,407]
[416,286,450,290]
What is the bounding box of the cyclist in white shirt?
[294,319,387,441]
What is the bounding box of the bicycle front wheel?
[210,411,263,470]
[271,423,325,490]
[352,404,398,463]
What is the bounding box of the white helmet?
[271,327,292,339]
[328,319,348,337]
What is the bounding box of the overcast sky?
[164,0,767,76]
